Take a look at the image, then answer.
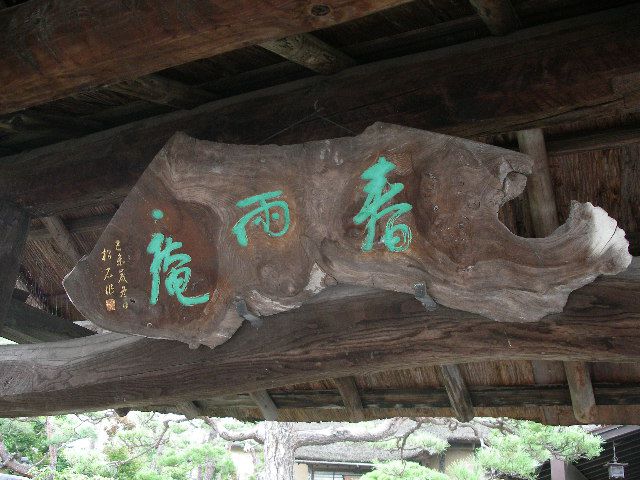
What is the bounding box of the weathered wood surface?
[1,258,639,417]
[0,202,29,332]
[334,376,366,421]
[0,0,408,114]
[564,361,597,424]
[468,0,520,35]
[440,364,474,421]
[2,5,640,216]
[63,124,630,347]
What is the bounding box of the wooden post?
[517,128,597,425]
[249,390,279,421]
[440,364,475,422]
[0,202,29,333]
[334,376,366,421]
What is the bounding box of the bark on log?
[63,124,631,347]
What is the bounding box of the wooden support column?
[176,401,204,419]
[468,0,520,35]
[249,390,279,421]
[261,34,356,74]
[440,364,475,422]
[564,362,597,423]
[334,376,366,421]
[0,202,29,333]
[517,128,596,425]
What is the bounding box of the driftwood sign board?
[64,123,631,348]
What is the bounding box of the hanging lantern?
[605,444,628,479]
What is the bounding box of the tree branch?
[204,417,264,443]
[0,432,33,478]
[295,418,410,448]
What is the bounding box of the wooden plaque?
[64,123,631,347]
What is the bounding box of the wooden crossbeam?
[41,216,81,264]
[334,376,366,421]
[0,259,637,417]
[2,298,94,344]
[0,202,29,333]
[249,390,279,421]
[261,33,356,74]
[0,0,407,114]
[29,214,113,241]
[107,75,217,110]
[1,5,638,216]
[468,0,520,35]
[439,364,474,422]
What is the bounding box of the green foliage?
[476,421,603,480]
[374,432,448,456]
[361,461,449,480]
[446,459,484,480]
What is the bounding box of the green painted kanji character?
[232,190,290,247]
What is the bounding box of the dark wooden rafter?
[176,401,204,419]
[439,364,475,422]
[2,4,639,216]
[107,75,217,110]
[334,376,366,421]
[249,390,279,421]
[517,128,597,425]
[260,33,356,74]
[40,216,81,264]
[29,214,113,241]
[0,202,29,333]
[0,259,638,417]
[468,0,520,35]
[0,0,409,114]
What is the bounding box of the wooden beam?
[564,361,597,424]
[175,401,204,419]
[0,202,29,333]
[261,33,356,74]
[107,75,217,110]
[334,376,366,421]
[29,213,112,241]
[40,216,81,264]
[468,0,520,35]
[1,259,637,417]
[249,390,279,421]
[2,297,94,344]
[0,0,408,114]
[547,126,640,156]
[439,364,474,422]
[2,4,639,215]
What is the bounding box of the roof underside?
[1,0,639,423]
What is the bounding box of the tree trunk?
[262,422,296,480]
[45,416,57,479]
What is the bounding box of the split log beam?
[439,364,475,422]
[517,128,597,425]
[334,376,366,421]
[2,298,94,344]
[1,4,639,216]
[249,391,279,421]
[468,0,520,35]
[0,258,637,417]
[0,0,408,114]
[564,361,597,424]
[260,33,356,74]
[0,202,29,333]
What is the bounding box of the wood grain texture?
[2,5,640,216]
[564,361,597,423]
[1,258,639,417]
[41,216,81,263]
[440,364,474,421]
[249,390,279,421]
[0,202,29,332]
[62,124,631,347]
[334,376,365,421]
[261,33,356,74]
[0,0,408,114]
